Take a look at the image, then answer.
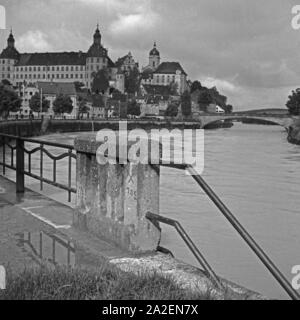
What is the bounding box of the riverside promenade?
[0,175,265,300]
[1,124,298,299]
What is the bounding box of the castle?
[0,26,125,93]
[0,26,188,97]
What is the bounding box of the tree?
[29,93,50,113]
[181,90,192,118]
[78,96,89,116]
[127,100,141,116]
[0,84,21,118]
[165,103,178,117]
[190,80,202,93]
[225,104,233,114]
[168,81,179,96]
[53,94,73,116]
[1,79,12,87]
[286,89,300,115]
[125,67,140,94]
[74,81,85,92]
[198,90,213,105]
[91,69,109,94]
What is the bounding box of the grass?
[0,263,214,300]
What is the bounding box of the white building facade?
[0,26,124,92]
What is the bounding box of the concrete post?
[73,133,161,253]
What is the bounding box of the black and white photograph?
[0,0,300,309]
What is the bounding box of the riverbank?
[0,176,265,300]
[0,265,211,300]
[287,118,300,145]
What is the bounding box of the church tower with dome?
[148,42,160,70]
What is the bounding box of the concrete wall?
[73,133,161,253]
[0,119,201,138]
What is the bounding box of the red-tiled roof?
[0,46,20,60]
[154,62,187,75]
[16,52,86,66]
[142,84,172,96]
[37,82,76,96]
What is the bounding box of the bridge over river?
[198,113,294,129]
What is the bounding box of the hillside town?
[0,25,233,120]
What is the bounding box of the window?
[33,67,36,71]
[29,67,32,71]
[66,74,69,79]
[62,67,64,71]
[57,66,59,71]
[25,67,27,71]
[52,67,55,71]
[56,74,59,78]
[38,67,40,71]
[43,74,45,79]
[80,74,83,79]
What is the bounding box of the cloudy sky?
[1,0,300,110]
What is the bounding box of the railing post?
[16,138,25,194]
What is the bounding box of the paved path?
[0,176,129,274]
[0,176,74,273]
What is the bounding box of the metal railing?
[17,231,75,267]
[147,163,300,300]
[146,211,224,290]
[0,133,299,299]
[0,133,76,202]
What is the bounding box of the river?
[4,123,300,299]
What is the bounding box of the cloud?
[108,0,159,35]
[201,77,239,93]
[17,30,52,52]
[110,12,158,35]
[1,0,298,110]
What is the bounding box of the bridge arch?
[200,115,288,129]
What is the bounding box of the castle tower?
[149,42,160,70]
[0,29,20,84]
[86,25,108,90]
